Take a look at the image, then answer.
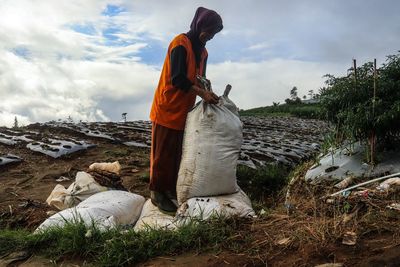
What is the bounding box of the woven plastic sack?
[176,189,255,222]
[37,190,145,232]
[177,95,242,204]
[46,171,107,210]
[134,199,176,232]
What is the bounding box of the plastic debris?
[0,154,22,166]
[334,176,355,189]
[276,237,291,246]
[89,161,121,175]
[123,141,149,148]
[0,132,34,145]
[386,203,400,211]
[27,138,95,158]
[342,231,357,245]
[376,177,400,191]
[55,176,70,182]
[329,172,400,198]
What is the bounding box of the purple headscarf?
[186,7,223,66]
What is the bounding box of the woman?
[149,7,223,213]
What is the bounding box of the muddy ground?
[0,122,399,267]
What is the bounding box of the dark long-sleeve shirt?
[170,45,208,92]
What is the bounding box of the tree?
[290,86,298,101]
[308,89,314,99]
[122,113,127,123]
[303,95,307,100]
[13,116,18,129]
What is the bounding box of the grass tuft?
[0,217,246,266]
[237,164,290,201]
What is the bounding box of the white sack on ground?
[37,190,145,232]
[176,189,255,222]
[177,96,242,204]
[134,199,177,232]
[46,171,107,210]
[89,161,121,175]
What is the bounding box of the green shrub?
[320,53,400,150]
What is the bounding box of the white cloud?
[0,0,399,127]
[208,59,345,109]
[247,42,272,51]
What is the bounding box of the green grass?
[0,217,244,266]
[236,164,290,201]
[239,103,322,119]
[138,171,150,183]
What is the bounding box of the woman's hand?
[192,85,219,104]
[202,91,219,104]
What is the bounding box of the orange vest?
[150,34,207,130]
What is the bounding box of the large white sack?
[177,96,243,204]
[37,190,145,232]
[46,171,107,210]
[176,189,255,222]
[134,199,177,232]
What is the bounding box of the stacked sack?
[176,85,255,221]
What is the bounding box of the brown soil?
[0,125,151,230]
[1,125,399,267]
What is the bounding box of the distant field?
[239,103,322,119]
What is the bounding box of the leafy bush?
[320,53,400,152]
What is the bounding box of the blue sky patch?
[102,27,121,41]
[12,46,31,60]
[70,23,97,36]
[138,41,166,66]
[102,4,126,17]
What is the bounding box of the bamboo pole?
[371,59,377,165]
[353,59,357,90]
[373,59,377,116]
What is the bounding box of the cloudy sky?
[0,0,399,127]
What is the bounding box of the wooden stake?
[371,59,377,165]
[353,59,357,90]
[373,59,377,116]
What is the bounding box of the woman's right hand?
[192,85,219,104]
[201,90,219,104]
